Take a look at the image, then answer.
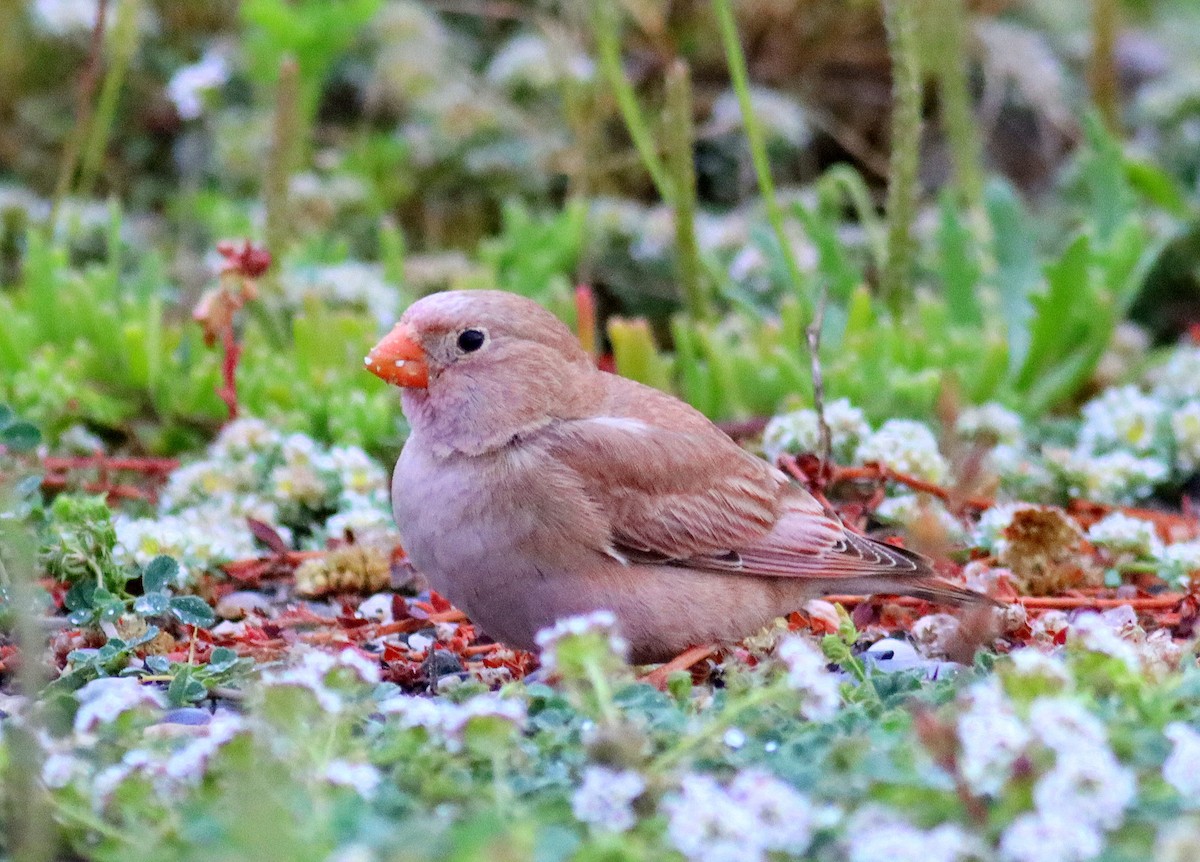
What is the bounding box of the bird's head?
[366,290,598,453]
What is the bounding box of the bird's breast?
[390,437,606,601]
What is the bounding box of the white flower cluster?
[30,0,154,37]
[709,87,812,149]
[73,677,165,734]
[763,403,949,486]
[874,493,967,543]
[260,648,382,714]
[1067,607,1181,676]
[1078,385,1165,455]
[956,678,1031,796]
[1046,447,1169,505]
[761,398,870,464]
[485,32,593,91]
[855,419,949,483]
[114,419,399,585]
[776,635,841,721]
[949,675,1140,862]
[378,692,526,751]
[1162,722,1200,800]
[843,806,980,862]
[1156,540,1200,586]
[956,402,1024,446]
[1086,512,1162,557]
[1000,698,1137,862]
[570,766,645,833]
[664,770,821,862]
[535,610,630,672]
[283,261,400,330]
[167,52,229,121]
[324,759,383,799]
[91,711,248,805]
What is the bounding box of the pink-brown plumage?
[371,290,994,663]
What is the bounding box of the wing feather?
[535,375,992,606]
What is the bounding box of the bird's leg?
[638,643,720,690]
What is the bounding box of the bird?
[365,290,997,664]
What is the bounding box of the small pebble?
[423,649,464,679]
[357,593,395,624]
[408,632,434,652]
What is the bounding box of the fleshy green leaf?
[142,556,179,595]
[169,595,216,629]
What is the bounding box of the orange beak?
[365,323,429,388]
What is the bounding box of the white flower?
[664,771,820,862]
[1149,345,1200,401]
[260,649,380,713]
[999,811,1103,862]
[727,769,818,852]
[1028,700,1135,830]
[1006,649,1071,684]
[844,806,979,862]
[776,636,841,721]
[762,410,820,463]
[666,773,764,862]
[41,752,83,789]
[855,419,948,483]
[1163,722,1200,799]
[1086,512,1162,557]
[971,503,1027,554]
[1048,447,1169,504]
[957,402,1024,446]
[1068,611,1142,671]
[164,712,246,782]
[910,613,963,659]
[73,678,164,734]
[328,446,387,496]
[535,611,629,672]
[955,679,1030,796]
[1078,385,1166,456]
[485,32,592,90]
[571,766,645,833]
[31,0,110,36]
[167,52,229,121]
[1171,401,1200,472]
[1157,540,1200,586]
[212,417,282,460]
[378,693,525,750]
[874,494,966,542]
[1033,749,1135,829]
[709,87,811,148]
[284,261,399,329]
[324,760,382,799]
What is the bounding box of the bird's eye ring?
[457,329,486,353]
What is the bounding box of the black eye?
[457,329,486,353]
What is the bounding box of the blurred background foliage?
[0,0,1199,455]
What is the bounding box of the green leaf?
[1015,233,1092,391]
[145,655,170,674]
[64,581,96,612]
[0,403,12,429]
[169,595,216,629]
[207,647,239,673]
[935,192,982,326]
[985,179,1040,371]
[67,608,95,626]
[142,556,179,594]
[1,421,41,453]
[167,666,208,706]
[134,592,170,616]
[1125,158,1190,217]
